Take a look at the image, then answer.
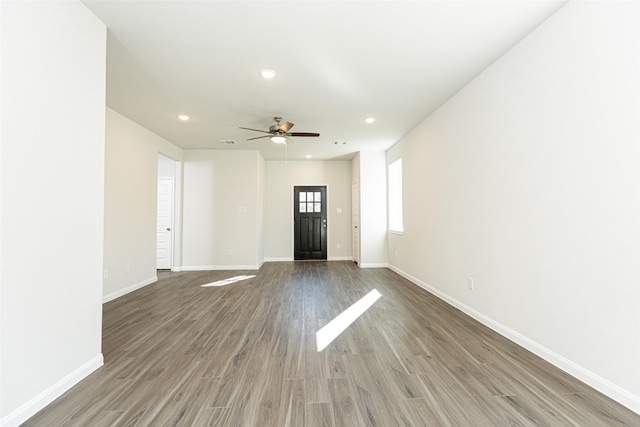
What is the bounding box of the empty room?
[1,1,639,426]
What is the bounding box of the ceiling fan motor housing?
[269,116,282,132]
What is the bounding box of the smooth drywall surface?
[158,153,177,178]
[182,150,261,269]
[358,152,388,267]
[157,138,184,163]
[0,2,106,425]
[387,1,640,412]
[264,161,352,260]
[257,154,266,265]
[103,108,161,301]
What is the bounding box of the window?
[388,158,403,233]
[299,191,322,213]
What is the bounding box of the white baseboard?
[264,257,355,262]
[359,262,388,268]
[264,257,293,262]
[182,264,261,271]
[103,276,158,303]
[1,354,103,427]
[387,264,640,415]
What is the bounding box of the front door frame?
[293,184,328,260]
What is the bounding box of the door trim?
[352,180,360,266]
[157,177,175,270]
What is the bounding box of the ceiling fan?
[239,117,320,144]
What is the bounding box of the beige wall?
[0,2,106,424]
[357,152,388,267]
[182,150,263,269]
[387,0,640,412]
[264,161,353,260]
[257,155,266,264]
[103,119,354,274]
[103,108,160,300]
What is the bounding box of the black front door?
[294,186,327,260]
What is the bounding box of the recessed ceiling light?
[177,114,190,121]
[306,154,312,159]
[364,117,376,124]
[259,69,277,79]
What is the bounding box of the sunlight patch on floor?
[201,275,256,287]
[316,289,382,352]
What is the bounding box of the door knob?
[166,227,171,231]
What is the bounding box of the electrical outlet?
[228,249,232,256]
[468,277,474,290]
[103,270,109,279]
[337,243,341,249]
[125,264,130,273]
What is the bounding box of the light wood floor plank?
[21,262,639,426]
[304,402,334,427]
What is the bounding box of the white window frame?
[388,158,403,234]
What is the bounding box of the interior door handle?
[166,228,171,231]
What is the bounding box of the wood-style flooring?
[23,261,640,426]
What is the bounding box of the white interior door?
[352,181,360,265]
[157,178,174,269]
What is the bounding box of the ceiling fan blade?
[246,135,271,141]
[278,122,294,133]
[287,132,320,137]
[239,126,272,134]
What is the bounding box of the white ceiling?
[82,0,567,161]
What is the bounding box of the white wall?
[158,153,177,177]
[387,1,640,412]
[358,152,388,267]
[265,161,352,260]
[257,155,266,264]
[182,150,262,269]
[103,109,164,301]
[0,2,106,425]
[103,109,184,296]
